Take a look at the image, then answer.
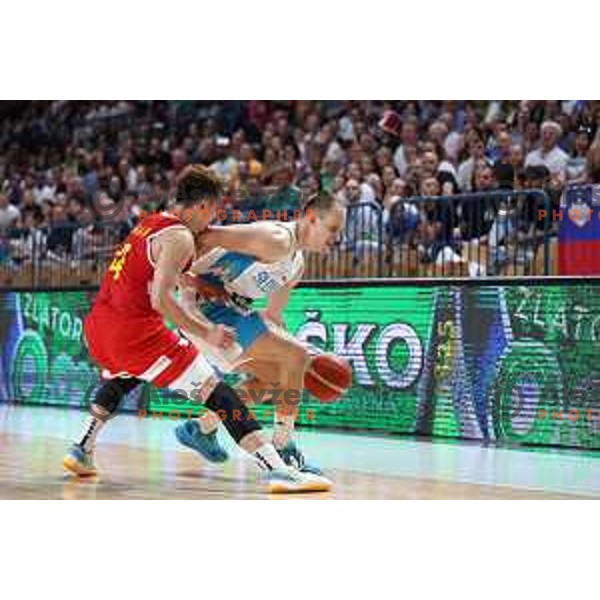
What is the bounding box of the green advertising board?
[1,280,599,449]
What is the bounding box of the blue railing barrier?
[0,189,555,289]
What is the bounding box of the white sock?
[253,443,287,471]
[77,415,105,454]
[273,412,296,449]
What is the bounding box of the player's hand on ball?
[206,323,236,350]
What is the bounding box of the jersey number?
[108,243,132,281]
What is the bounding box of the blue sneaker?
[63,444,97,477]
[265,467,332,494]
[175,420,229,463]
[278,441,323,475]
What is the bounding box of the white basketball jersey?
[191,222,304,300]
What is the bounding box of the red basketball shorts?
[83,309,214,392]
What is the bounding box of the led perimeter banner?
[1,281,599,449]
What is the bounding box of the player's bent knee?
[287,345,310,370]
[167,354,218,404]
[205,382,262,443]
[166,354,262,444]
[278,346,309,388]
[92,377,142,418]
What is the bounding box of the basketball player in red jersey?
[63,165,331,493]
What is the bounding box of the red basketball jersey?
[93,211,191,321]
[84,211,199,382]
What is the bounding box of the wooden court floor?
[1,405,599,499]
[0,432,593,500]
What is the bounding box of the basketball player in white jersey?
[176,192,346,473]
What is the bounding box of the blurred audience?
[1,100,600,277]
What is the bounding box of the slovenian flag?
[558,185,600,275]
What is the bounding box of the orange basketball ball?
[304,353,352,403]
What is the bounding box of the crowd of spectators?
[1,100,600,277]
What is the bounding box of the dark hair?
[573,126,593,158]
[524,165,550,181]
[303,191,345,216]
[577,125,593,141]
[494,163,515,190]
[174,164,222,207]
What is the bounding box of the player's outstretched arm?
[261,257,303,327]
[262,286,290,328]
[151,229,233,349]
[197,222,293,263]
[178,275,201,315]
